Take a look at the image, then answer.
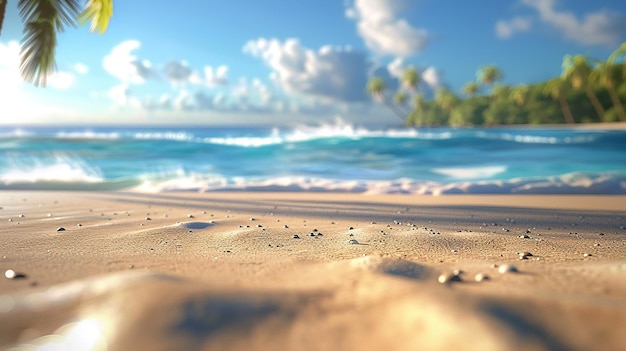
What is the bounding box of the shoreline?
[1,190,625,350]
[2,121,626,130]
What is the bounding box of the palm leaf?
[0,0,7,35]
[78,0,113,33]
[18,0,81,86]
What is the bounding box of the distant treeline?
[368,43,626,126]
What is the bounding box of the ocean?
[1,122,625,194]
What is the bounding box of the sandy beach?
[1,191,625,350]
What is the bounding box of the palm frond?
[78,0,113,33]
[0,0,7,35]
[18,0,81,86]
[20,20,56,86]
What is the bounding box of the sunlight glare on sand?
[23,318,108,351]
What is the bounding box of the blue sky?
[1,0,625,126]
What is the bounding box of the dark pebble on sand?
[293,234,300,239]
[56,227,65,232]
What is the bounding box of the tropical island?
[368,42,626,127]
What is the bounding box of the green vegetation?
[0,0,113,87]
[368,42,626,126]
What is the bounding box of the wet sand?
[1,191,626,350]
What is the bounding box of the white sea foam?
[201,121,453,148]
[55,131,121,140]
[0,153,103,185]
[124,172,626,195]
[0,128,33,138]
[477,131,597,144]
[432,166,507,179]
[133,132,195,142]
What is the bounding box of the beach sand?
[1,191,625,351]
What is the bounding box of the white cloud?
[164,61,193,85]
[0,41,22,93]
[421,66,442,90]
[48,71,76,90]
[383,58,442,92]
[346,0,429,57]
[243,38,369,102]
[108,83,131,105]
[386,57,405,80]
[496,17,532,38]
[506,0,626,46]
[74,63,89,75]
[203,65,229,86]
[162,61,229,87]
[103,40,156,83]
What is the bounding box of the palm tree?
[477,65,503,87]
[462,82,480,97]
[366,77,386,102]
[412,93,425,110]
[543,77,575,124]
[510,84,529,106]
[0,0,113,87]
[592,61,626,121]
[401,66,419,92]
[562,54,605,121]
[394,91,407,105]
[434,88,458,114]
[366,76,406,121]
[607,42,626,76]
[393,91,410,115]
[491,84,511,100]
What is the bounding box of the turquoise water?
[1,123,625,194]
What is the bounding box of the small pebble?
[438,273,462,284]
[583,253,592,257]
[474,273,489,282]
[4,270,25,280]
[498,264,518,274]
[348,239,359,244]
[293,234,300,239]
[56,227,65,232]
[187,214,194,218]
[518,234,530,239]
[283,225,289,229]
[4,270,16,279]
